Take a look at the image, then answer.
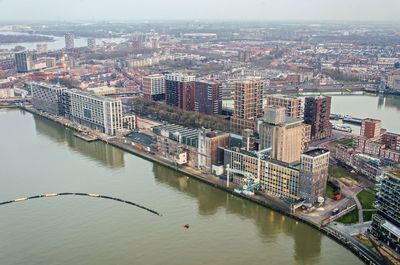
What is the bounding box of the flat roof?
[382,220,400,238]
[267,94,301,100]
[67,89,120,103]
[387,170,400,179]
[303,148,329,157]
[31,81,66,90]
[153,124,198,138]
[363,118,381,123]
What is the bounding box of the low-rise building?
[0,87,14,98]
[222,147,330,204]
[86,86,116,96]
[382,132,400,151]
[153,124,199,168]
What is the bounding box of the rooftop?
[303,148,330,157]
[306,95,331,100]
[387,170,400,179]
[67,89,120,103]
[363,118,381,123]
[30,81,67,91]
[267,94,301,100]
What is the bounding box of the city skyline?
[0,0,400,22]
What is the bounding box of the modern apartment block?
[194,81,222,115]
[198,128,230,173]
[266,94,302,118]
[15,51,31,73]
[31,82,66,116]
[65,33,74,49]
[371,170,400,254]
[304,95,332,141]
[165,73,195,110]
[299,149,330,205]
[63,89,122,135]
[231,79,264,131]
[142,74,166,101]
[361,118,382,140]
[259,106,306,164]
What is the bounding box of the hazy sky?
[0,0,399,22]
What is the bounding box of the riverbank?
[17,105,380,265]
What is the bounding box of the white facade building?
[63,89,122,135]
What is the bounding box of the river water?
[224,93,400,134]
[0,31,126,51]
[0,109,362,265]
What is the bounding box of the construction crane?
[225,165,261,195]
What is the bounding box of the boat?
[333,124,352,133]
[342,116,362,125]
[330,113,341,120]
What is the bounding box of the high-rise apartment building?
[165,73,195,110]
[15,51,31,73]
[266,94,302,118]
[304,95,332,141]
[299,149,330,205]
[63,89,122,135]
[65,33,74,49]
[194,81,222,115]
[259,106,305,164]
[36,44,48,54]
[371,170,400,254]
[231,79,264,131]
[142,74,166,101]
[87,38,96,50]
[360,118,382,140]
[31,82,66,116]
[151,38,159,49]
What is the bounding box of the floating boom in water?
[0,192,161,216]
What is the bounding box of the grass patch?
[176,69,197,74]
[357,190,376,209]
[339,138,354,146]
[366,186,378,193]
[358,238,373,248]
[329,165,361,183]
[363,210,377,222]
[336,208,359,224]
[326,185,335,199]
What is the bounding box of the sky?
[0,0,399,22]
